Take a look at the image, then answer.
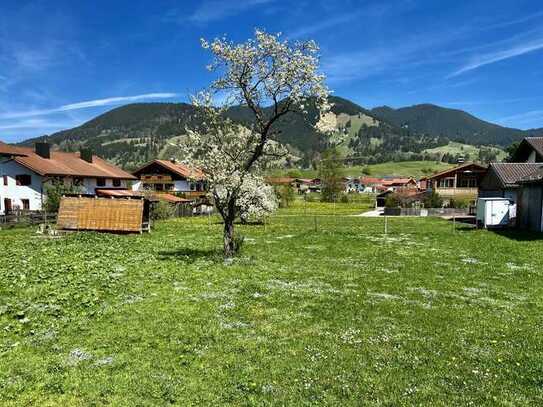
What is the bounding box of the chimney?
[35,142,51,159]
[80,148,93,163]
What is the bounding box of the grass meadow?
[0,200,542,405]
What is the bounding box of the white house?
[0,142,136,214]
[131,159,206,196]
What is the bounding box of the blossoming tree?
[184,29,330,257]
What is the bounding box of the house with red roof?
[131,159,206,198]
[0,142,136,214]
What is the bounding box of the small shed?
[476,198,513,228]
[517,168,543,232]
[57,195,151,233]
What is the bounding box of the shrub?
[384,194,401,208]
[44,180,82,213]
[422,191,443,208]
[339,193,350,203]
[275,184,296,208]
[151,201,175,220]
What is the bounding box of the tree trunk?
[223,217,235,258]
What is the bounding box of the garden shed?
[57,195,151,233]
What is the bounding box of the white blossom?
[180,29,329,256]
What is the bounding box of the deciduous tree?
[182,29,330,257]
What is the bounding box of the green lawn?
[1,204,542,405]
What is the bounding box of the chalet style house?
[423,163,487,200]
[131,159,206,198]
[0,142,136,214]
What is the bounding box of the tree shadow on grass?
[492,229,543,241]
[158,247,223,263]
[453,224,543,241]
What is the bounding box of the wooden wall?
[57,197,144,233]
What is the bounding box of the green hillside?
[270,160,454,179]
[423,142,507,162]
[371,104,542,147]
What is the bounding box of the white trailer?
[476,197,513,228]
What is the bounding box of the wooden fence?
[0,211,57,226]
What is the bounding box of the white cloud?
[449,36,543,77]
[497,109,543,128]
[0,118,78,131]
[0,93,179,120]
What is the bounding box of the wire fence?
[258,212,476,238]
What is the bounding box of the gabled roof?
[133,159,205,180]
[265,176,295,185]
[488,163,543,187]
[381,178,416,186]
[513,137,543,161]
[0,141,28,157]
[427,162,487,179]
[360,177,384,184]
[1,143,136,179]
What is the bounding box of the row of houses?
[266,175,418,194]
[0,141,208,215]
[375,137,543,232]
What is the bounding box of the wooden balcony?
[434,187,478,198]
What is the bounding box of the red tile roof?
[265,176,295,185]
[360,177,384,184]
[0,142,29,156]
[133,159,205,180]
[0,143,136,179]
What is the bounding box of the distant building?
[0,142,136,214]
[510,137,543,163]
[424,162,487,200]
[132,159,206,198]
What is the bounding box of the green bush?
[275,184,295,208]
[44,180,82,213]
[339,193,350,203]
[422,190,443,208]
[384,194,401,208]
[151,201,175,220]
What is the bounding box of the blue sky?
[1,0,543,142]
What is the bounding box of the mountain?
[371,104,543,146]
[17,97,537,169]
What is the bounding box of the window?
[96,178,106,187]
[15,174,31,186]
[3,175,7,186]
[73,177,83,186]
[190,182,196,191]
[112,179,121,187]
[438,177,454,188]
[21,199,30,210]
